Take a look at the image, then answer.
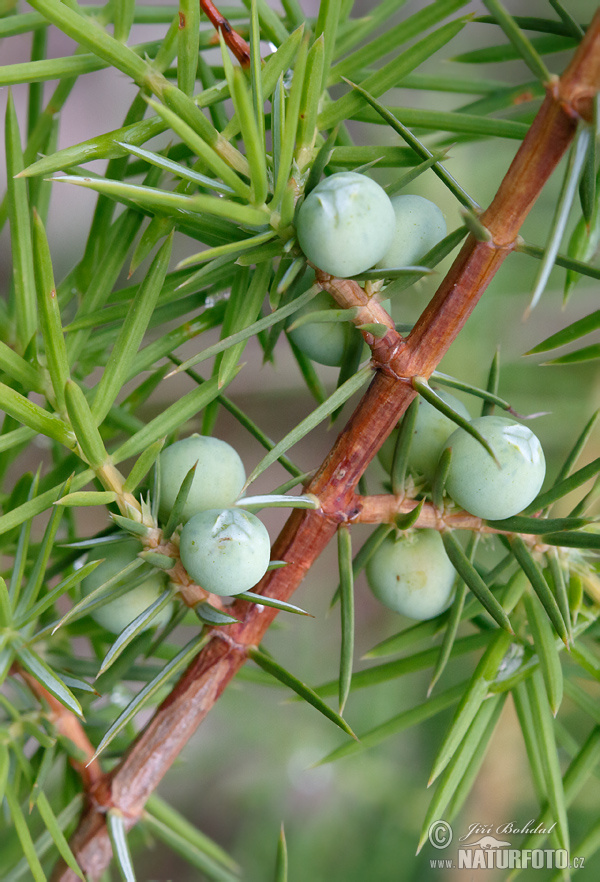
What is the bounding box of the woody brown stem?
[352,495,542,543]
[16,667,102,793]
[353,494,493,531]
[200,0,251,67]
[53,13,600,880]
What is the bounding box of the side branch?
[353,495,547,548]
[54,12,600,880]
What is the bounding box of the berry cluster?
[82,436,270,631]
[369,399,546,621]
[290,172,446,367]
[293,171,547,624]
[83,176,547,633]
[296,171,445,278]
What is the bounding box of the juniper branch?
[51,11,600,880]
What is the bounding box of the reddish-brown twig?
[16,666,102,793]
[200,0,251,67]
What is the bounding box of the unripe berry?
[375,194,446,268]
[442,416,546,520]
[81,539,171,634]
[288,269,392,367]
[288,288,360,366]
[378,391,470,481]
[158,435,246,524]
[296,172,395,278]
[179,508,271,596]
[366,529,455,620]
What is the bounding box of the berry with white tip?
[296,172,395,278]
[179,508,271,596]
[442,415,546,520]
